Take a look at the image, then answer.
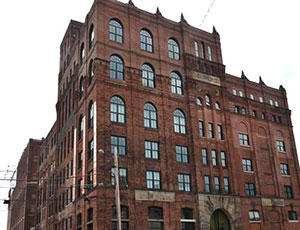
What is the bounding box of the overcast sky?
[0,0,299,228]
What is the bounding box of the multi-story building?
[8,0,300,229]
[8,139,41,230]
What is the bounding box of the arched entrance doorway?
[210,209,231,230]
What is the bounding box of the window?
[217,125,224,140]
[208,122,214,138]
[262,112,266,120]
[220,151,226,167]
[176,145,189,163]
[78,151,82,169]
[201,42,206,59]
[249,210,260,222]
[214,176,220,193]
[88,59,94,85]
[288,211,298,221]
[110,96,125,123]
[88,101,94,128]
[269,99,273,106]
[241,107,246,115]
[112,206,129,230]
[234,106,240,113]
[239,133,250,146]
[77,179,82,198]
[252,110,257,118]
[110,55,124,80]
[145,141,159,159]
[250,94,254,100]
[242,159,253,172]
[111,136,126,156]
[196,97,202,105]
[239,91,244,97]
[142,64,155,88]
[280,164,289,175]
[77,213,82,230]
[109,19,123,43]
[199,121,205,137]
[87,170,93,191]
[168,38,180,60]
[140,29,153,52]
[205,94,211,107]
[87,208,93,230]
[284,186,293,198]
[146,171,161,190]
[148,207,163,230]
[88,138,94,160]
[171,72,183,95]
[89,24,95,49]
[215,102,220,110]
[272,115,276,122]
[143,103,157,129]
[202,148,208,165]
[174,109,186,134]
[79,77,84,99]
[276,140,286,152]
[259,96,264,103]
[275,101,279,107]
[111,167,128,188]
[245,183,256,196]
[224,177,230,193]
[178,174,191,192]
[211,150,217,166]
[232,89,237,95]
[207,45,212,61]
[204,176,210,193]
[78,115,83,140]
[194,41,199,57]
[181,208,195,230]
[80,43,85,65]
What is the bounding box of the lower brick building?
[7,0,300,230]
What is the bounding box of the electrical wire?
[200,0,216,28]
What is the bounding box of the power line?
[200,0,216,28]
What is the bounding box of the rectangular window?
[87,208,93,230]
[214,176,220,194]
[250,94,254,100]
[208,45,212,61]
[217,125,224,140]
[280,164,289,175]
[111,167,128,189]
[211,150,218,166]
[269,99,273,105]
[77,179,82,198]
[204,176,210,193]
[220,151,226,167]
[201,42,206,59]
[209,122,215,138]
[252,110,257,118]
[259,96,264,103]
[145,141,159,159]
[176,145,189,163]
[288,211,298,221]
[249,211,260,222]
[284,185,293,198]
[232,89,237,95]
[239,133,250,146]
[239,91,244,97]
[194,41,199,57]
[262,112,266,120]
[77,213,82,230]
[245,183,256,196]
[199,121,205,137]
[202,148,208,165]
[146,171,161,190]
[87,170,93,191]
[242,159,253,172]
[111,136,126,155]
[78,151,82,169]
[276,140,286,152]
[88,138,94,160]
[224,177,230,193]
[178,174,191,192]
[275,101,279,107]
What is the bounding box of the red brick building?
[10,0,300,230]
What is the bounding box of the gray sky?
[0,0,299,228]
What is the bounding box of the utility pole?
[114,146,122,230]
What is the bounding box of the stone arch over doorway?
[197,194,242,230]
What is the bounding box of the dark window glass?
[280,164,289,175]
[245,183,256,196]
[109,19,123,43]
[110,96,125,123]
[168,38,180,60]
[88,60,94,85]
[78,151,82,169]
[144,103,157,129]
[112,206,129,230]
[79,77,84,99]
[110,55,124,80]
[288,211,298,221]
[214,176,220,194]
[276,140,286,152]
[88,139,94,160]
[199,121,205,137]
[89,24,95,49]
[148,207,163,230]
[209,123,214,138]
[174,109,186,134]
[140,30,153,52]
[146,171,161,190]
[87,208,93,230]
[178,174,191,192]
[284,185,293,198]
[224,177,230,193]
[142,64,155,88]
[88,101,94,128]
[242,159,253,172]
[218,125,224,140]
[78,115,83,140]
[145,141,159,159]
[181,208,195,230]
[87,170,93,191]
[201,42,206,59]
[111,136,126,156]
[111,168,128,189]
[77,213,82,230]
[176,145,189,163]
[171,72,183,95]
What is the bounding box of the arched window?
[79,77,84,99]
[205,94,211,107]
[140,29,153,52]
[78,114,83,140]
[110,55,124,80]
[110,96,125,123]
[88,59,94,85]
[196,97,202,106]
[142,64,155,88]
[89,24,95,49]
[168,38,180,60]
[80,43,85,65]
[171,72,183,95]
[215,102,220,110]
[88,101,94,129]
[174,109,186,134]
[109,19,123,43]
[144,103,157,129]
[112,206,129,229]
[148,207,163,230]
